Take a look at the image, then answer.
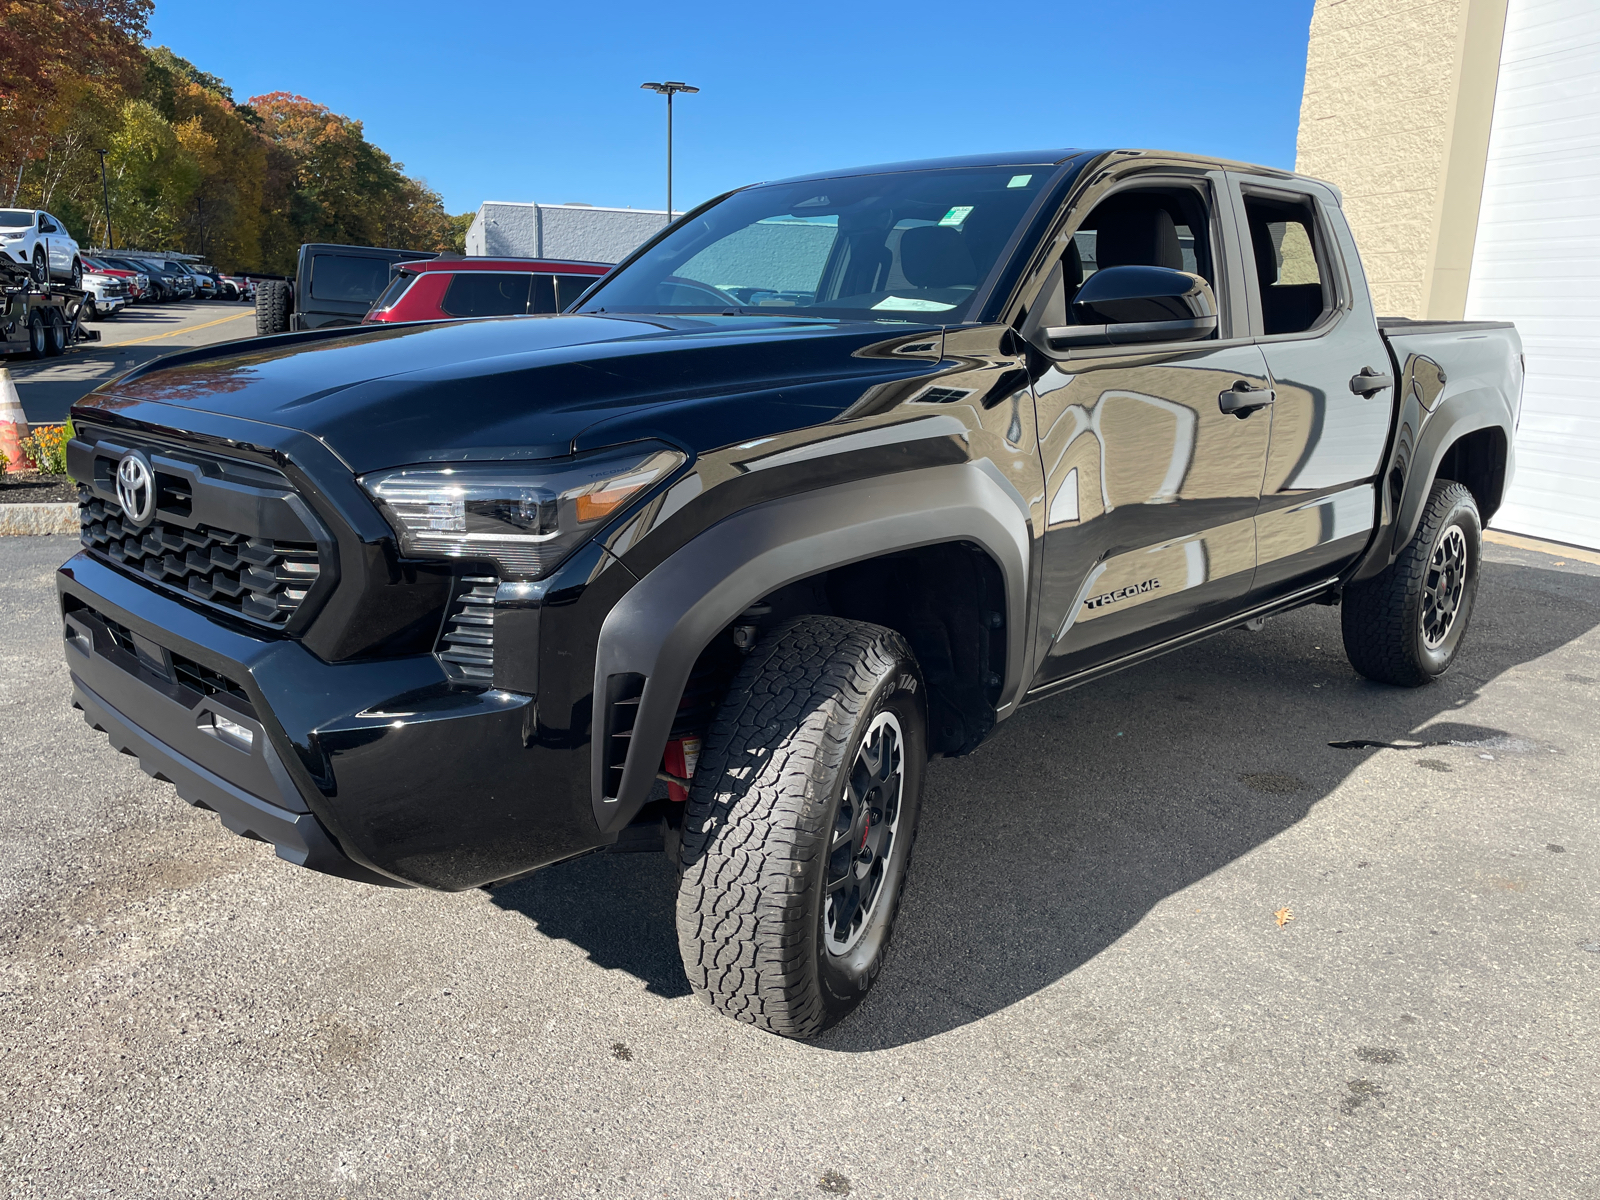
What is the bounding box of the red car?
[363,257,610,324]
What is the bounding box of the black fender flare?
[590,463,1032,833]
[1351,383,1512,583]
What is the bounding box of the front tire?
[677,616,927,1038]
[1342,479,1482,686]
[69,258,81,289]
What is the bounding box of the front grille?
[78,485,321,628]
[438,576,496,684]
[77,602,255,713]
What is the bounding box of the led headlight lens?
[362,442,685,580]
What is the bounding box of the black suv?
[58,149,1520,1038]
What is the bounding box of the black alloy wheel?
[824,712,906,956]
[31,248,45,284]
[1421,524,1469,650]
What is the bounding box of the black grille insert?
[438,576,497,684]
[78,485,321,629]
[74,603,255,711]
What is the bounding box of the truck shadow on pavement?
[490,556,1600,1046]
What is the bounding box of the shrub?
[17,421,72,475]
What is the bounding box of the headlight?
[361,442,685,580]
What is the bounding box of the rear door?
[1226,175,1395,597]
[1030,167,1274,690]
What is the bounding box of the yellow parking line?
[105,309,255,348]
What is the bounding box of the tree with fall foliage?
[0,1,468,272]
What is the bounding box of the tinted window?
[1242,192,1331,336]
[580,166,1051,321]
[0,210,32,228]
[554,274,597,310]
[309,254,394,303]
[371,273,416,313]
[440,272,531,317]
[529,274,557,314]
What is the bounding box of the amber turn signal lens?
[575,486,635,524]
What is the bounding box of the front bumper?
[59,551,600,891]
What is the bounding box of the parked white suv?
[0,208,83,287]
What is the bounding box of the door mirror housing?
[1032,264,1218,353]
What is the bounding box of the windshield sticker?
[1007,175,1033,188]
[872,296,959,312]
[938,206,975,227]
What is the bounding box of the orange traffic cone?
[0,365,26,473]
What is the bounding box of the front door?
[1030,175,1274,691]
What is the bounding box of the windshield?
[578,166,1053,322]
[0,210,32,228]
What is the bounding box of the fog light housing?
[200,710,254,751]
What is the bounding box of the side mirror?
[1041,265,1217,352]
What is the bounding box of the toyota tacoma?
[57,148,1523,1037]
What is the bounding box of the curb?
[0,502,76,536]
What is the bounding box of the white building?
[1299,0,1600,549]
[465,202,673,265]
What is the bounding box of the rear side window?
[554,274,597,310]
[440,272,532,317]
[371,273,415,312]
[1242,192,1334,336]
[309,254,394,303]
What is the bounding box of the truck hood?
[77,312,946,473]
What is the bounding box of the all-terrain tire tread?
[255,279,291,335]
[676,615,915,1038]
[1342,479,1477,686]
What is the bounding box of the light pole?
[639,81,698,223]
[95,148,113,250]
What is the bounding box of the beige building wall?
[1295,0,1509,319]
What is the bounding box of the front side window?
[440,272,532,317]
[1061,184,1216,311]
[578,166,1054,321]
[1242,191,1332,336]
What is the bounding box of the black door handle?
[1218,380,1275,417]
[1350,367,1394,397]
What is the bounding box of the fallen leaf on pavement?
[1275,907,1294,928]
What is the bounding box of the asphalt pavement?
[5,299,258,424]
[0,534,1595,1199]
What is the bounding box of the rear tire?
[44,308,66,355]
[24,311,47,359]
[676,616,927,1039]
[255,279,291,335]
[1342,479,1481,686]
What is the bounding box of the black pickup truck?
[58,149,1522,1038]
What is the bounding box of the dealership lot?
[0,533,1595,1199]
[5,299,257,425]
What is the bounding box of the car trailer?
[1,261,101,359]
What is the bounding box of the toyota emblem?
[115,452,156,527]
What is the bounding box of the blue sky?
[150,1,1316,216]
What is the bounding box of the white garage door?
[1465,0,1600,549]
